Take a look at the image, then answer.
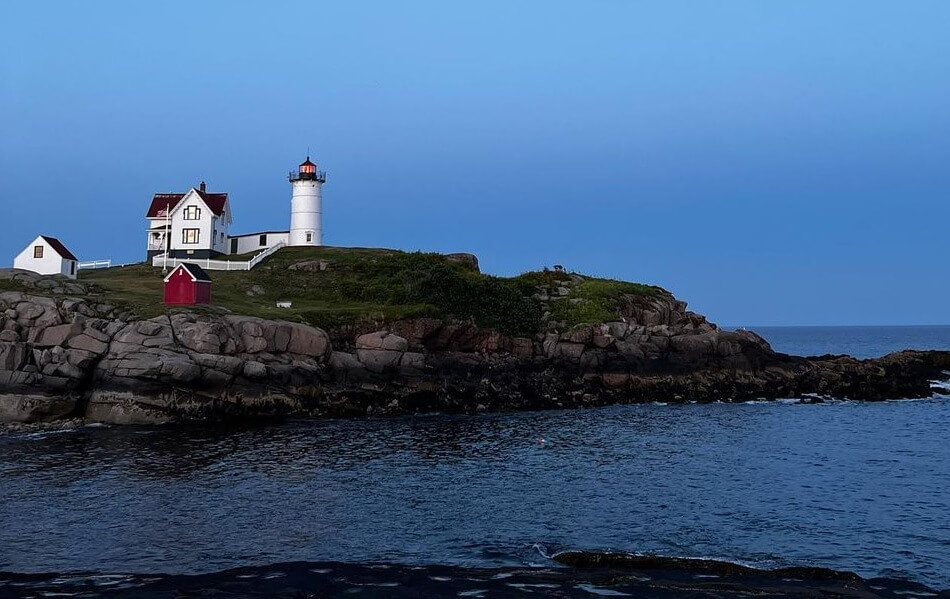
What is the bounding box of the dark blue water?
[749,325,950,359]
[1,327,949,590]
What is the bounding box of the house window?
[259,234,267,246]
[33,245,43,258]
[182,228,200,244]
[183,206,201,220]
[305,232,312,243]
[220,232,225,244]
[70,262,76,275]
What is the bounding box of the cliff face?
[1,289,948,426]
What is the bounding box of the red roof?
[40,236,78,261]
[146,189,228,218]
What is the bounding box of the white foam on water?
[89,575,133,587]
[575,584,632,596]
[23,429,76,441]
[531,543,554,560]
[885,397,941,403]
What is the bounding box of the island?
[1,247,948,426]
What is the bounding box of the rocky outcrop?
[8,559,945,598]
[0,268,92,296]
[0,291,332,424]
[444,253,480,272]
[287,260,330,272]
[1,288,948,426]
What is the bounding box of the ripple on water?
[0,399,948,589]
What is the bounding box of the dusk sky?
[2,1,948,326]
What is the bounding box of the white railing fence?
[247,241,286,269]
[77,260,112,270]
[151,242,286,272]
[153,256,253,271]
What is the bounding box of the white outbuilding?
[13,235,79,279]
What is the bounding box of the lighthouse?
[288,156,326,246]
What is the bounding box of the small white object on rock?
[276,301,292,308]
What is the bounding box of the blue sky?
[2,1,948,326]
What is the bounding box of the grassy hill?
[76,247,662,336]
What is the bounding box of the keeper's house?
[146,182,232,261]
[13,235,79,279]
[163,263,212,306]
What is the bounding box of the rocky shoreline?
[2,557,946,598]
[2,286,949,426]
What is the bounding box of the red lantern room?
[289,155,326,183]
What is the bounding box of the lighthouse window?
[306,232,312,243]
[182,228,200,244]
[259,234,267,246]
[33,245,43,259]
[183,206,201,220]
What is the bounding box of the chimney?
[199,181,206,193]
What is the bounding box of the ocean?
[751,324,950,359]
[1,326,948,596]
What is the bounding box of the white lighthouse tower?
[288,156,326,246]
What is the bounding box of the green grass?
[77,247,664,335]
[547,278,661,326]
[0,279,25,292]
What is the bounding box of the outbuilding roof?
[146,189,228,218]
[229,230,290,238]
[39,236,78,261]
[164,262,213,283]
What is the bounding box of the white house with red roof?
[146,181,233,260]
[14,235,80,279]
[146,156,326,263]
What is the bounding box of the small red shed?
[163,263,212,305]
